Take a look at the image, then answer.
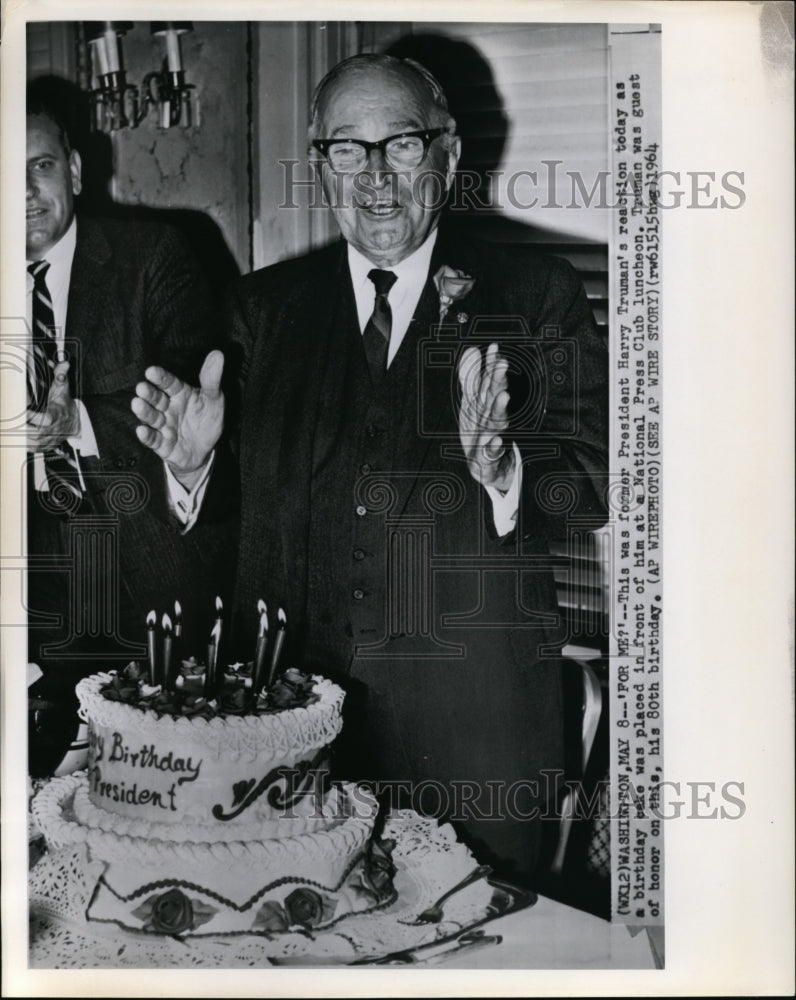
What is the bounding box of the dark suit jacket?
[28,216,237,692]
[222,225,608,883]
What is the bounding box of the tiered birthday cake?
[32,645,398,939]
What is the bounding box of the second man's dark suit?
[28,216,238,772]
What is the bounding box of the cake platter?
[28,784,536,968]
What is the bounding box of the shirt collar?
[347,226,439,293]
[27,216,77,272]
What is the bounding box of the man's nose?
[362,146,391,181]
[26,169,38,199]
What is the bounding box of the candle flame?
[259,609,269,635]
[146,610,157,627]
[174,600,182,618]
[278,607,287,626]
[257,598,267,615]
[215,595,223,614]
[210,619,222,643]
[162,613,172,633]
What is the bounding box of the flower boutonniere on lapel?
[433,265,475,323]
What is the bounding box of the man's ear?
[69,149,82,197]
[445,136,461,191]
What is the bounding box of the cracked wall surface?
[111,23,250,274]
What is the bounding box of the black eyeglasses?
[311,127,447,173]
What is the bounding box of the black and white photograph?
[1,1,793,995]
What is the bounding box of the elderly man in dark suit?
[26,96,235,774]
[134,53,607,886]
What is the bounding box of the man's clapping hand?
[457,342,516,493]
[27,358,80,452]
[132,350,225,488]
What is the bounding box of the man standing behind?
[26,94,235,775]
[133,54,607,886]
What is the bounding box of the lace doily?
[30,810,503,968]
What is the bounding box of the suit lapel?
[271,243,353,604]
[392,228,489,516]
[65,218,125,396]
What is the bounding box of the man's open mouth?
[360,202,401,217]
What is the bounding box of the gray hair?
[308,53,456,141]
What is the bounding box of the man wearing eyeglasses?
[134,53,607,887]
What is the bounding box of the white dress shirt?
[347,228,438,366]
[348,227,521,535]
[26,218,98,490]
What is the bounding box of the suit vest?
[304,298,423,673]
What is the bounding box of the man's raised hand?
[457,342,516,493]
[132,350,225,486]
[27,358,80,453]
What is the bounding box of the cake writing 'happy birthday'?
[88,729,203,812]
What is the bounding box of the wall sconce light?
[86,21,200,133]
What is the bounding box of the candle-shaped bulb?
[90,36,109,78]
[215,596,223,616]
[103,23,120,74]
[165,25,182,73]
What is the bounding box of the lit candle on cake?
[161,613,172,689]
[267,608,287,687]
[146,610,157,685]
[171,601,182,691]
[214,595,224,663]
[252,601,269,694]
[207,618,221,697]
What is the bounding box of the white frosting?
[33,773,377,867]
[77,672,344,827]
[71,781,350,843]
[32,773,384,922]
[35,674,398,939]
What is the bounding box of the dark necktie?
[28,260,84,509]
[362,268,397,382]
[28,260,57,410]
